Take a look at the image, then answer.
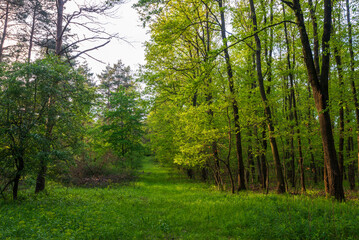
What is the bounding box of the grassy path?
[1,158,359,239]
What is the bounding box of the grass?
[1,158,359,239]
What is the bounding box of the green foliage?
[74,60,145,185]
[102,87,144,157]
[0,55,94,198]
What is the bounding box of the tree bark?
[287,0,344,201]
[249,0,285,193]
[56,0,64,56]
[347,131,355,190]
[28,1,39,63]
[13,154,24,200]
[0,1,10,62]
[283,5,305,192]
[35,159,47,193]
[218,0,246,191]
[345,0,359,180]
[334,38,344,179]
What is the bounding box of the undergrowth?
[0,157,358,239]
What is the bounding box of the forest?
[137,0,359,201]
[1,0,359,239]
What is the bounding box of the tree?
[0,56,93,199]
[283,0,344,201]
[98,60,133,109]
[249,0,286,193]
[102,86,144,159]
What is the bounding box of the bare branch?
[68,39,111,60]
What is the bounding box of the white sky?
[68,0,149,76]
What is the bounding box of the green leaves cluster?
[0,55,94,199]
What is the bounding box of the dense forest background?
[0,0,359,203]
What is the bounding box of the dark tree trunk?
[284,3,306,192]
[56,0,64,56]
[290,133,296,188]
[35,160,47,193]
[308,0,319,74]
[248,146,255,184]
[309,138,317,184]
[307,84,318,184]
[13,155,24,200]
[256,155,261,183]
[202,6,222,190]
[218,0,246,191]
[201,167,208,181]
[254,125,267,189]
[250,0,285,193]
[261,128,268,190]
[334,39,344,179]
[345,0,359,180]
[347,135,355,190]
[186,168,194,179]
[287,0,345,201]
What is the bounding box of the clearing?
[1,158,358,239]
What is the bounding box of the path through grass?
[1,158,359,239]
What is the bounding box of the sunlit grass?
[1,158,359,239]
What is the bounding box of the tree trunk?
[345,0,359,180]
[28,2,39,63]
[13,155,24,200]
[249,0,285,193]
[56,0,64,55]
[35,160,47,193]
[248,146,255,184]
[284,3,306,193]
[288,0,345,201]
[334,39,344,179]
[308,0,319,74]
[347,134,355,190]
[201,167,208,181]
[218,0,246,191]
[254,124,267,189]
[0,1,10,62]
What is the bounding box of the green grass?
[1,158,359,239]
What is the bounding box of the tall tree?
[249,0,286,193]
[283,0,345,200]
[217,0,246,191]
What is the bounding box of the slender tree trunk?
[0,1,10,62]
[28,2,39,63]
[347,130,355,190]
[35,0,65,193]
[248,146,255,184]
[202,6,222,190]
[334,38,345,179]
[283,6,305,192]
[218,0,246,191]
[56,0,64,56]
[290,123,296,188]
[307,85,318,184]
[345,0,359,180]
[308,0,319,74]
[261,128,268,189]
[251,49,267,190]
[250,0,285,193]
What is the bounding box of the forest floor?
[1,158,359,239]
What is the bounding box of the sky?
[68,0,149,76]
